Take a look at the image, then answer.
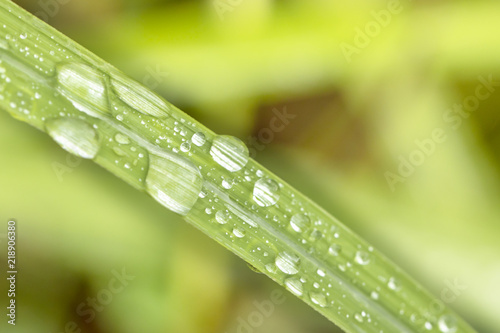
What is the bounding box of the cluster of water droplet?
[0,12,462,332]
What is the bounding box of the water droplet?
[388,277,401,291]
[114,133,130,145]
[233,227,246,238]
[192,132,206,146]
[180,142,191,152]
[290,213,311,233]
[275,252,300,275]
[370,291,379,300]
[317,269,326,277]
[146,153,203,215]
[56,63,108,117]
[285,278,303,296]
[210,135,249,172]
[354,313,364,323]
[19,33,27,39]
[222,179,233,189]
[438,315,457,333]
[328,244,341,256]
[253,178,280,207]
[111,75,170,118]
[425,321,433,330]
[265,263,278,274]
[45,118,99,159]
[308,229,323,242]
[215,210,229,224]
[355,251,370,265]
[310,292,327,307]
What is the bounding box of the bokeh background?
[1,0,500,332]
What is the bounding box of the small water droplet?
[115,133,130,145]
[215,210,229,224]
[210,135,249,172]
[355,251,370,265]
[253,178,280,207]
[192,132,206,146]
[45,118,99,159]
[180,142,191,152]
[310,292,327,307]
[275,252,300,275]
[425,321,433,330]
[328,244,341,256]
[438,315,457,333]
[290,213,311,233]
[285,278,303,296]
[233,227,246,238]
[370,291,379,300]
[317,269,326,277]
[222,179,233,189]
[388,277,401,291]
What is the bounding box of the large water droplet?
[192,132,206,146]
[355,251,370,265]
[56,63,108,116]
[438,315,457,333]
[253,178,280,207]
[210,135,249,172]
[111,75,170,118]
[275,252,300,275]
[285,278,303,296]
[310,292,327,307]
[328,244,341,256]
[45,118,99,159]
[146,153,203,215]
[114,133,130,145]
[233,227,246,238]
[388,277,401,291]
[215,210,229,224]
[290,213,311,233]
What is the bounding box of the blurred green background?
[1,0,500,332]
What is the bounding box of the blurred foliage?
[1,0,500,332]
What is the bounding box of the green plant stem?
[0,1,476,332]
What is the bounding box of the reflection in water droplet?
[438,315,457,333]
[56,63,108,116]
[180,142,191,152]
[285,278,303,296]
[253,178,280,207]
[215,210,229,224]
[310,292,327,307]
[354,313,364,323]
[233,227,246,238]
[45,118,99,159]
[388,277,401,291]
[192,132,206,146]
[115,133,130,145]
[355,251,370,265]
[145,153,203,215]
[275,252,300,275]
[111,75,170,118]
[210,135,249,172]
[328,244,341,256]
[370,291,379,300]
[290,213,311,233]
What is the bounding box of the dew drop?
[355,251,370,265]
[290,213,311,233]
[438,315,457,333]
[56,63,108,117]
[253,178,280,207]
[215,210,229,224]
[317,269,326,277]
[192,132,206,146]
[45,118,99,159]
[354,313,364,323]
[145,153,203,215]
[180,142,191,152]
[210,135,249,172]
[275,252,300,275]
[285,278,303,296]
[328,244,341,256]
[111,75,170,118]
[370,291,379,300]
[233,227,246,238]
[114,133,130,145]
[310,292,327,307]
[388,277,401,291]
